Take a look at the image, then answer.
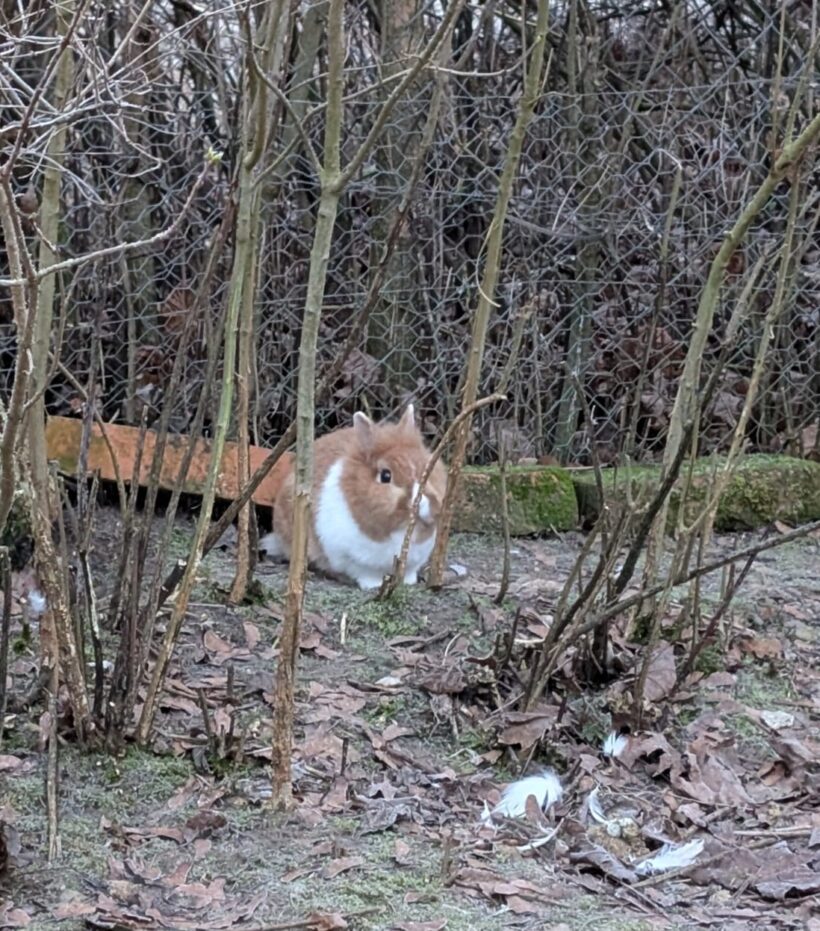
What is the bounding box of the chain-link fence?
[2,1,818,467]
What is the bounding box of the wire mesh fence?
[1,1,818,468]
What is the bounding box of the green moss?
[455,465,578,534]
[363,695,408,727]
[572,454,820,532]
[694,645,724,675]
[734,661,794,705]
[342,586,430,637]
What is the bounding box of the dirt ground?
[1,511,819,931]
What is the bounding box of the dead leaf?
[642,642,676,702]
[382,723,414,742]
[392,921,447,931]
[203,629,233,654]
[306,912,349,930]
[0,905,31,928]
[320,776,349,812]
[672,734,756,807]
[414,666,467,695]
[736,635,782,660]
[360,801,416,834]
[692,840,820,900]
[393,839,411,865]
[51,899,96,920]
[504,895,541,914]
[203,629,250,664]
[322,856,364,879]
[282,865,315,883]
[569,844,638,883]
[618,732,682,778]
[498,708,558,751]
[243,621,260,650]
[192,838,212,860]
[184,810,227,838]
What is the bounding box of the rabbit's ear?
[398,403,415,434]
[353,411,374,447]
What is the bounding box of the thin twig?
[0,548,11,749]
[377,393,506,600]
[494,426,512,606]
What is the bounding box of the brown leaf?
[184,810,227,838]
[282,865,315,883]
[168,878,226,908]
[315,643,341,660]
[392,921,447,931]
[193,838,212,860]
[736,635,782,660]
[382,723,414,742]
[203,629,249,662]
[692,840,820,899]
[618,732,682,778]
[415,666,467,695]
[504,896,541,914]
[243,621,260,650]
[393,839,412,865]
[306,682,368,716]
[642,642,677,702]
[300,630,322,652]
[51,899,96,919]
[306,913,349,930]
[322,857,364,879]
[569,844,638,883]
[0,756,23,773]
[360,801,415,834]
[0,905,31,927]
[498,708,557,751]
[164,778,200,810]
[320,776,349,813]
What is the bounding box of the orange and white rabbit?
[260,405,447,589]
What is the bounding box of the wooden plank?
[45,415,291,507]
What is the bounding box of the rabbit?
[259,405,447,590]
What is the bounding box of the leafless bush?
[2,1,817,468]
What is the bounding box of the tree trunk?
[366,0,425,400]
[26,0,94,741]
[427,0,551,587]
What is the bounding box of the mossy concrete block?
[453,465,578,535]
[572,454,820,531]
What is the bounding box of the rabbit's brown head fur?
[338,406,447,542]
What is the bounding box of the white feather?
[634,838,705,876]
[27,590,47,615]
[587,786,608,824]
[484,770,563,822]
[602,731,628,758]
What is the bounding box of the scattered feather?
[482,769,563,823]
[587,786,608,824]
[602,730,628,758]
[27,590,47,615]
[517,825,560,852]
[635,838,705,876]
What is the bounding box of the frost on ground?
[1,514,818,931]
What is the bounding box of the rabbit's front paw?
[355,573,384,590]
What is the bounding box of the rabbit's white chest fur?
[315,459,436,590]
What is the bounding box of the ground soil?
[1,511,818,931]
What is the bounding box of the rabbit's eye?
[378,468,392,484]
